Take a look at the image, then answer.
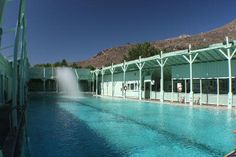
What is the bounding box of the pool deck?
[95,95,236,111]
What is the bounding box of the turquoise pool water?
[27,94,236,157]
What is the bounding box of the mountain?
[77,19,236,68]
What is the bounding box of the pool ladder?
[225,149,236,157]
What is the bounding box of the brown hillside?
[78,19,236,68]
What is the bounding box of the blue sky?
[2,0,236,65]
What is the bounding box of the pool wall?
[28,67,92,92]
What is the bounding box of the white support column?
[190,55,193,104]
[227,54,233,107]
[95,69,99,96]
[219,37,236,108]
[109,64,115,97]
[111,72,114,97]
[91,72,95,94]
[121,60,128,99]
[150,79,152,99]
[183,44,198,105]
[171,79,174,102]
[200,79,202,105]
[156,51,168,102]
[144,81,146,99]
[136,56,145,100]
[184,79,187,104]
[217,78,220,106]
[101,67,105,96]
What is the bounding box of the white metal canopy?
[91,38,236,107]
[92,41,236,74]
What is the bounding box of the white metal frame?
[121,60,128,98]
[91,37,236,107]
[156,51,168,102]
[183,45,198,105]
[109,64,115,97]
[219,37,236,108]
[135,56,145,100]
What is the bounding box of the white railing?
[101,81,233,106]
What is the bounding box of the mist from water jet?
[56,67,82,98]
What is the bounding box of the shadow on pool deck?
[28,98,124,157]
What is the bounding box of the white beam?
[183,55,190,63]
[192,53,198,62]
[219,49,228,59]
[230,49,236,58]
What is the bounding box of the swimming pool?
[27,94,236,157]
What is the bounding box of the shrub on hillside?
[124,42,160,61]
